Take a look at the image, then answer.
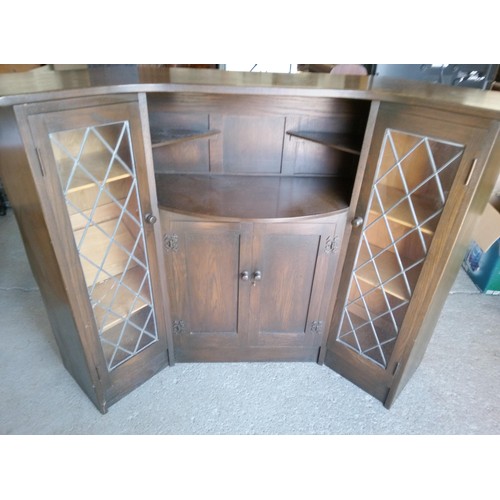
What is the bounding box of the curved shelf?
[151,128,220,148]
[286,130,363,155]
[155,174,350,221]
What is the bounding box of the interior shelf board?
[69,199,126,231]
[91,265,151,332]
[354,248,410,302]
[286,130,363,155]
[74,218,144,286]
[58,155,131,194]
[371,184,441,235]
[151,128,220,148]
[155,174,350,221]
[358,241,413,272]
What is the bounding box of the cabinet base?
[173,346,320,363]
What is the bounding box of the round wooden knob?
[351,216,364,228]
[145,213,157,224]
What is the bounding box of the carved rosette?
[164,233,179,252]
[311,320,324,335]
[173,320,185,335]
[324,235,339,254]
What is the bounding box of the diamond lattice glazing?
[50,122,158,370]
[337,129,464,368]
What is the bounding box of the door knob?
[240,271,250,281]
[251,271,262,286]
[351,216,364,228]
[144,213,157,224]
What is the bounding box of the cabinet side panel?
[0,106,101,409]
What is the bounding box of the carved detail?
[311,320,324,335]
[164,233,179,252]
[325,235,339,254]
[173,320,185,335]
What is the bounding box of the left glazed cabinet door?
[15,95,173,412]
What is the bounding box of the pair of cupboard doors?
[161,212,346,363]
[13,93,499,412]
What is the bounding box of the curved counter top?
[1,66,500,119]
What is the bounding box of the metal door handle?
[240,271,250,281]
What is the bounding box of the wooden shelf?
[69,200,124,231]
[355,243,412,301]
[286,130,363,155]
[73,217,143,285]
[58,155,131,194]
[371,184,441,235]
[151,128,220,148]
[155,174,350,221]
[91,265,151,332]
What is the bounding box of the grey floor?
[1,210,499,435]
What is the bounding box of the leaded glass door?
[27,98,171,409]
[337,130,464,368]
[323,103,493,407]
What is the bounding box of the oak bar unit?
[1,66,499,413]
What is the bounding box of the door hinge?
[163,233,179,252]
[311,320,324,335]
[35,148,46,177]
[392,361,401,376]
[324,235,339,254]
[173,320,186,335]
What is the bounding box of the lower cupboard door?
[163,220,253,361]
[248,221,342,353]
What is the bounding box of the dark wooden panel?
[147,92,372,121]
[153,139,210,174]
[3,105,105,410]
[323,344,390,403]
[248,221,342,349]
[223,115,285,174]
[183,230,240,333]
[255,233,319,334]
[283,138,360,176]
[164,219,252,353]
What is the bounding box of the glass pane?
[50,121,158,371]
[337,128,464,368]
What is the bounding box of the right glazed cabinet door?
[323,101,499,408]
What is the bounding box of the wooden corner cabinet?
[1,67,499,413]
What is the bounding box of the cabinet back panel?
[153,140,210,174]
[223,115,285,174]
[147,93,371,120]
[283,139,359,176]
[148,93,371,177]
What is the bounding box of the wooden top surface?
[1,66,500,118]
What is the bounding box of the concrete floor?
[1,210,499,435]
